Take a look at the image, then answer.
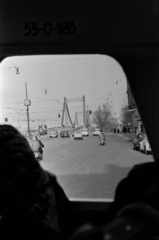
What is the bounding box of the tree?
[108,116,118,130]
[92,102,117,131]
[120,100,132,126]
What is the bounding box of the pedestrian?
[114,128,116,133]
[0,124,73,240]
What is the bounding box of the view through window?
[0,55,154,200]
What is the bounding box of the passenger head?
[0,124,35,160]
[0,125,48,213]
[0,124,59,237]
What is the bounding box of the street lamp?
[24,82,31,140]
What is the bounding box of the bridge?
[61,96,91,128]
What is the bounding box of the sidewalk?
[116,132,136,141]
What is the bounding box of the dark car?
[133,132,145,150]
[60,130,70,138]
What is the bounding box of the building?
[127,80,144,133]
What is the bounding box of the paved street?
[40,132,154,200]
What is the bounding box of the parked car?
[81,128,89,136]
[133,132,145,150]
[60,130,70,138]
[74,130,83,140]
[49,130,58,138]
[139,134,151,154]
[93,129,101,136]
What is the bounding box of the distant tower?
[65,103,68,127]
[61,97,66,127]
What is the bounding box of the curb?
[116,133,133,141]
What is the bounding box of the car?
[93,129,101,136]
[60,130,70,138]
[81,128,89,136]
[72,131,75,137]
[72,128,80,136]
[133,132,145,150]
[139,134,152,154]
[74,130,83,140]
[49,130,58,138]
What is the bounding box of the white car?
[49,130,58,138]
[81,128,89,136]
[93,129,101,136]
[74,130,83,140]
[139,134,151,154]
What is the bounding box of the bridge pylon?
[74,112,79,128]
[61,96,86,128]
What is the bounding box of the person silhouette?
[0,124,73,240]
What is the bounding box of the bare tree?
[108,116,118,130]
[120,100,132,126]
[92,102,116,131]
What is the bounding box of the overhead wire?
[1,56,127,125]
[0,64,124,94]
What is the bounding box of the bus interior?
[0,0,158,238]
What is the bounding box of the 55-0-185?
[24,21,76,36]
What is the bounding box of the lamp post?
[24,82,31,140]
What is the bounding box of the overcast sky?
[0,54,127,130]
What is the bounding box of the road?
[39,132,154,200]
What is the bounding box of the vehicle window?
[0,55,154,200]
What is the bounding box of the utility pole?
[24,82,31,140]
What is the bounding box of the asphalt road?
[40,132,154,200]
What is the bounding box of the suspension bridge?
[61,96,91,128]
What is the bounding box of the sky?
[0,54,128,130]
